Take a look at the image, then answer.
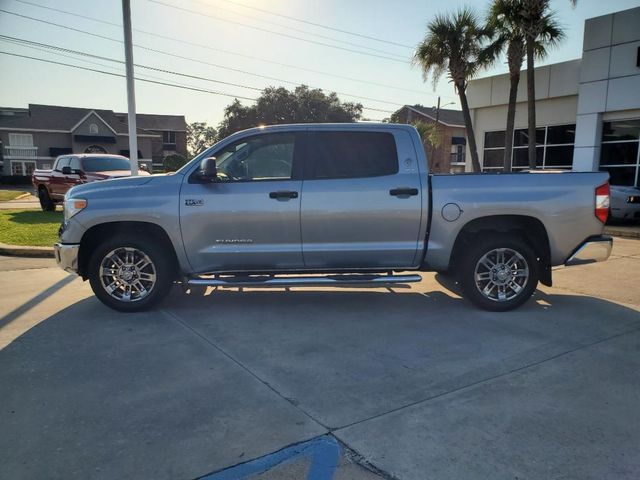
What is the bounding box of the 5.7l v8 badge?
[185,199,204,207]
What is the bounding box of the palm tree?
[486,0,563,171]
[413,8,491,172]
[519,0,573,168]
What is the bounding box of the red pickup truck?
[32,154,150,211]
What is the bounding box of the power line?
[0,33,400,110]
[14,0,404,59]
[0,35,263,91]
[0,51,259,100]
[148,0,407,63]
[2,38,210,91]
[172,0,407,59]
[10,0,438,97]
[0,13,412,108]
[0,46,395,114]
[206,0,415,49]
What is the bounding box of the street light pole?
[122,0,138,176]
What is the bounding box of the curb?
[14,192,33,201]
[0,242,54,258]
[604,227,640,240]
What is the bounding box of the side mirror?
[61,166,72,175]
[198,157,217,182]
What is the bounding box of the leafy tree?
[486,0,563,171]
[519,0,571,168]
[217,85,363,138]
[413,8,492,172]
[187,122,217,158]
[414,121,445,170]
[163,153,187,172]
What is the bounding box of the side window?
[215,133,296,182]
[55,157,69,171]
[305,131,398,180]
[69,157,81,172]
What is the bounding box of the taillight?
[595,183,610,223]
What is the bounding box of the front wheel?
[458,235,539,312]
[38,187,55,212]
[88,235,174,312]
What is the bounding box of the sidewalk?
[0,192,41,210]
[605,224,640,239]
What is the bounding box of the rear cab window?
[303,131,399,180]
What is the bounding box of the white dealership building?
[466,5,640,188]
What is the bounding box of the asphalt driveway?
[1,239,639,479]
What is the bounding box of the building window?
[163,131,176,144]
[600,119,640,187]
[11,160,36,176]
[89,123,99,134]
[451,144,465,162]
[85,145,107,154]
[482,124,575,172]
[8,133,33,146]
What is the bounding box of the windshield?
[82,156,131,172]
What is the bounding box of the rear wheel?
[458,235,538,312]
[88,234,174,312]
[38,187,55,212]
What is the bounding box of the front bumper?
[54,243,80,274]
[565,235,613,266]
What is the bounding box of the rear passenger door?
[300,129,423,269]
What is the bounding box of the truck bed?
[426,170,609,271]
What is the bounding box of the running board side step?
[187,273,422,288]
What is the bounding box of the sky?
[1,0,639,127]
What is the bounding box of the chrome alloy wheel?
[474,248,529,302]
[99,247,157,302]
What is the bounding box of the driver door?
[180,131,304,273]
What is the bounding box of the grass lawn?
[0,209,62,247]
[0,189,29,201]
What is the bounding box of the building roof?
[0,104,185,134]
[403,105,465,127]
[121,113,186,132]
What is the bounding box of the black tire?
[88,234,174,312]
[38,187,55,212]
[458,234,538,312]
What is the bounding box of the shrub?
[163,154,187,172]
[0,175,32,186]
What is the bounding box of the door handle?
[390,188,419,197]
[269,190,298,199]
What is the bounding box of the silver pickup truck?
[55,123,613,312]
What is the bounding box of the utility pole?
[122,0,138,176]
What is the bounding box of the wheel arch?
[449,214,552,286]
[78,221,179,280]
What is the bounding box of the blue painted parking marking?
[200,435,340,480]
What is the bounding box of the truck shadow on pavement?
[1,287,639,479]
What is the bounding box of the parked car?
[32,154,149,211]
[54,124,612,312]
[609,185,640,222]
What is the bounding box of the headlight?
[64,198,87,220]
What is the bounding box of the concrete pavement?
[1,239,639,479]
[0,192,41,210]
